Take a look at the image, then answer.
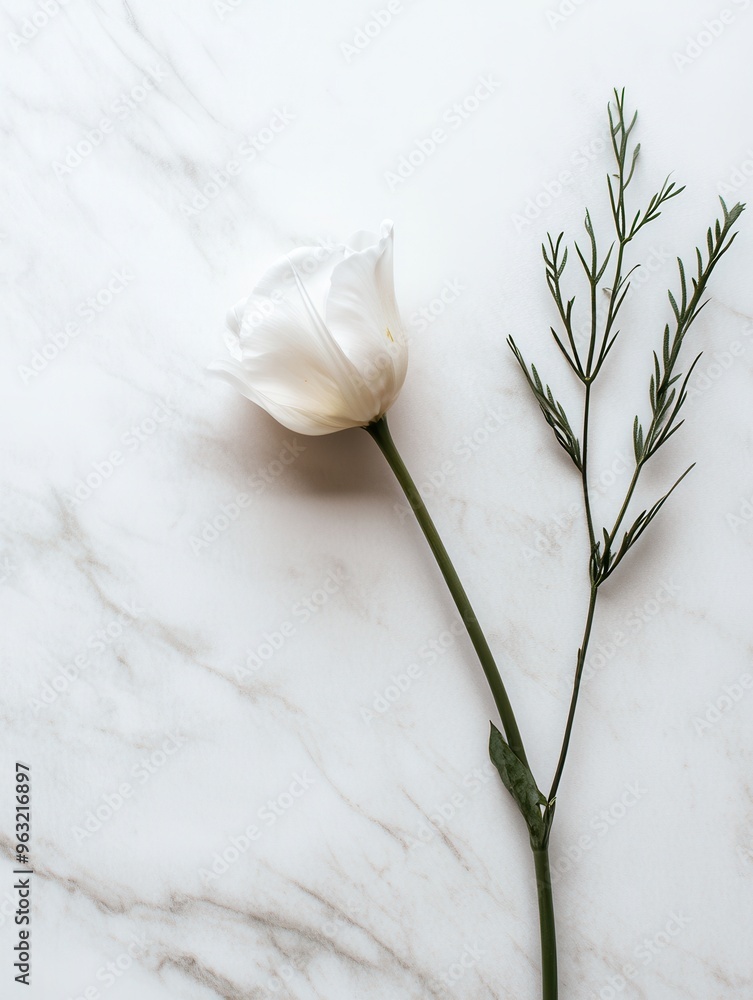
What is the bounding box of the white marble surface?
[2,0,753,997]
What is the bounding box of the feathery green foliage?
[508,89,745,807]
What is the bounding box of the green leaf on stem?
[489,722,549,847]
[507,338,583,470]
[599,464,695,581]
[638,197,745,466]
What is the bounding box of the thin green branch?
[548,583,598,804]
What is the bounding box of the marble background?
[1,0,752,997]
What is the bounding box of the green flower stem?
[534,848,558,1000]
[364,415,528,768]
[366,414,558,999]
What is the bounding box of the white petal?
[209,360,357,435]
[251,243,343,317]
[325,221,408,411]
[214,259,382,433]
[223,298,246,361]
[343,228,380,252]
[226,298,246,336]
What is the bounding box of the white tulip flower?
[210,221,408,435]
